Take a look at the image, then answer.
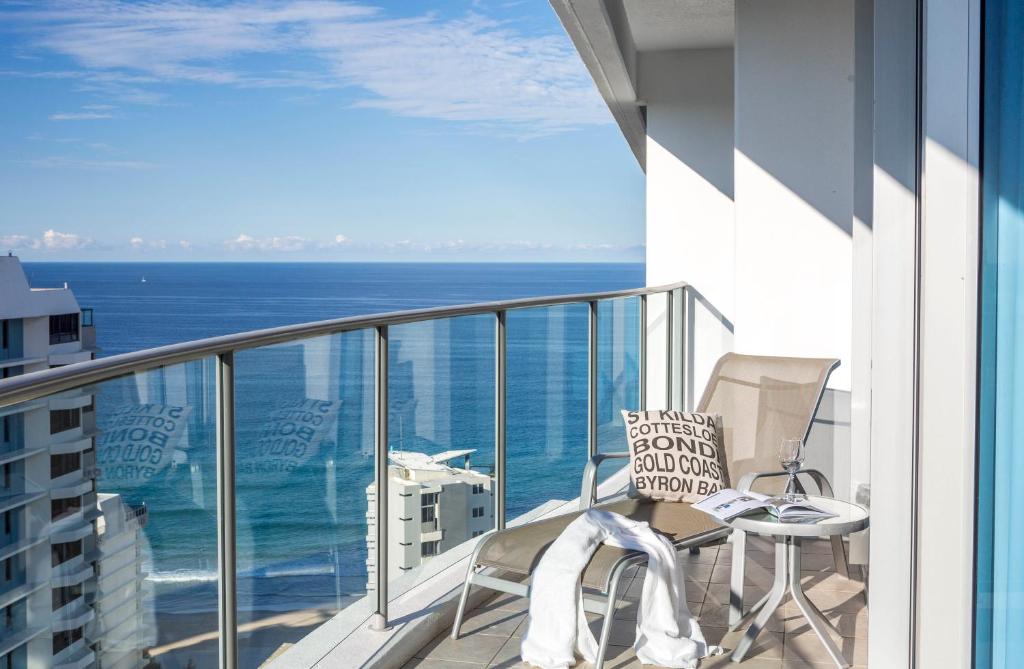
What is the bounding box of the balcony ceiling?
[623,0,735,51]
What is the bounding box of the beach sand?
[147,608,334,668]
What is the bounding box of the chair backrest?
[696,353,840,494]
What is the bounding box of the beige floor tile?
[784,630,866,666]
[797,553,838,572]
[404,658,486,669]
[700,654,782,669]
[484,592,531,614]
[702,582,770,609]
[680,547,720,565]
[785,590,866,616]
[416,631,507,664]
[486,637,524,668]
[710,628,785,661]
[460,607,528,637]
[783,605,867,640]
[700,602,787,634]
[800,572,865,595]
[711,562,775,587]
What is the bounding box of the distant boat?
[141,276,147,283]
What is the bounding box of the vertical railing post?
[665,291,674,409]
[639,295,647,411]
[371,325,389,631]
[495,311,507,530]
[678,287,692,411]
[215,351,237,669]
[588,301,599,460]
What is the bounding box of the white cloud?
[129,236,144,248]
[0,230,93,251]
[178,239,192,249]
[0,234,34,250]
[28,156,155,170]
[39,229,93,250]
[224,233,312,252]
[49,111,114,121]
[5,1,609,135]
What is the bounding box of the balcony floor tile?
[417,538,867,669]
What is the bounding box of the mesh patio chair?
[450,353,843,669]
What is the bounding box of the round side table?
[711,496,869,668]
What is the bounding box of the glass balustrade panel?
[385,315,495,600]
[596,298,641,487]
[506,303,589,519]
[0,359,218,669]
[234,330,374,668]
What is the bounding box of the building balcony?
[52,596,96,632]
[52,641,95,669]
[0,282,872,669]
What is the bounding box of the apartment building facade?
[0,256,99,669]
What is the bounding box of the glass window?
[50,497,81,521]
[421,540,439,557]
[49,409,81,435]
[51,627,83,654]
[51,541,83,567]
[421,493,437,524]
[50,453,81,479]
[51,584,83,612]
[48,313,79,345]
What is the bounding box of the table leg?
[729,529,747,628]
[731,538,788,662]
[788,537,850,668]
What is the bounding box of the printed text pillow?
[621,410,730,503]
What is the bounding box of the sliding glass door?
[976,0,1023,665]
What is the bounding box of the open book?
[693,488,838,523]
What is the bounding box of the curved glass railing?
[0,282,734,669]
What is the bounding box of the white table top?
[713,495,870,538]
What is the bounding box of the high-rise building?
[0,255,100,669]
[365,450,493,589]
[93,494,149,669]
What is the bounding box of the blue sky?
[0,0,644,262]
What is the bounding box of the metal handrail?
[0,277,713,666]
[0,281,688,408]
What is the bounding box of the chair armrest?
[580,452,630,510]
[736,468,835,497]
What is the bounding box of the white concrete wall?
[641,48,736,404]
[642,48,735,317]
[731,0,857,500]
[641,0,861,500]
[733,0,855,392]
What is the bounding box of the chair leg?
[452,539,489,640]
[729,529,747,629]
[450,570,475,640]
[830,535,850,579]
[594,564,626,669]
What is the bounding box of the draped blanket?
[520,509,715,668]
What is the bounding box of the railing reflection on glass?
[0,282,713,669]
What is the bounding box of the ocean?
[22,262,643,663]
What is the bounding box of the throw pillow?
[620,410,730,503]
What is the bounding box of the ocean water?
[23,263,643,628]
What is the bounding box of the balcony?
[0,282,868,669]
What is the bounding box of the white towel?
[520,509,713,669]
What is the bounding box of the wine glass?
[778,438,805,503]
